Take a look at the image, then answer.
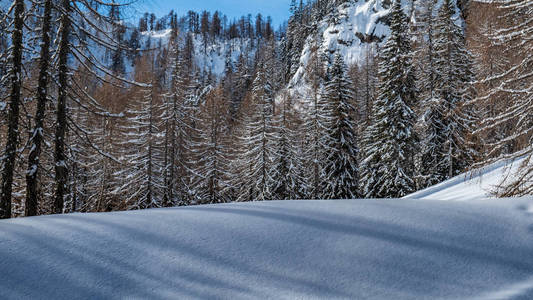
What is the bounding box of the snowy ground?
[2,196,533,299]
[407,157,527,201]
[1,156,532,299]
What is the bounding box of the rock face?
[287,0,465,92]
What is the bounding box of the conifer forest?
[3,1,533,299]
[0,0,532,218]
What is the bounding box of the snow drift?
[1,198,533,299]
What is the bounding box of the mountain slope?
[1,198,533,299]
[288,0,464,92]
[137,29,256,77]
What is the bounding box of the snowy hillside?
[407,156,529,201]
[138,30,256,77]
[289,0,463,90]
[56,18,257,80]
[2,198,533,299]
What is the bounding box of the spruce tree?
[274,93,303,200]
[322,54,360,199]
[300,41,330,200]
[360,0,418,198]
[419,0,476,187]
[162,39,200,206]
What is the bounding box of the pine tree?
[230,97,253,202]
[49,0,137,214]
[53,0,73,214]
[161,41,201,206]
[412,0,438,111]
[222,52,238,118]
[418,0,476,188]
[72,107,117,212]
[274,93,303,200]
[468,2,511,157]
[0,7,7,165]
[200,11,210,53]
[358,44,379,126]
[114,68,164,209]
[412,0,438,187]
[211,11,222,38]
[301,42,329,200]
[235,62,279,201]
[191,86,232,203]
[0,5,8,83]
[360,0,419,198]
[322,54,360,199]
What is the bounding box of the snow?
[289,0,393,90]
[2,197,533,299]
[191,36,256,77]
[138,30,256,79]
[290,0,411,90]
[143,28,173,40]
[289,0,462,98]
[406,156,527,201]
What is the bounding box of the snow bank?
[2,198,533,299]
[406,157,527,201]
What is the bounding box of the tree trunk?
[26,0,52,217]
[0,0,25,219]
[146,83,154,208]
[168,94,177,205]
[54,0,71,214]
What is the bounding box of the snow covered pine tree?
[418,0,476,188]
[360,0,419,198]
[322,54,360,199]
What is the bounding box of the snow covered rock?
[288,0,464,91]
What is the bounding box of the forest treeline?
[0,0,531,218]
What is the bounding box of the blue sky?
[133,0,291,26]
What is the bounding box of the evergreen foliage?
[322,54,360,199]
[1,0,532,217]
[360,0,419,198]
[418,0,477,188]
